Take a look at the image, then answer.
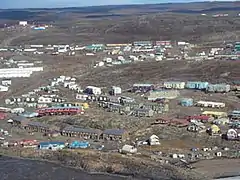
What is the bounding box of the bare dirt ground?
[193,159,240,178]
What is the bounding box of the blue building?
[38,141,65,150]
[69,141,89,149]
[179,98,194,107]
[185,81,209,90]
[206,84,231,93]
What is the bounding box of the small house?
[2,79,12,86]
[152,117,170,126]
[180,98,193,107]
[163,81,185,89]
[110,86,122,95]
[187,122,206,133]
[11,116,30,127]
[85,86,102,95]
[38,96,53,104]
[229,110,240,120]
[120,144,137,154]
[206,84,231,93]
[226,129,240,140]
[103,129,128,141]
[185,81,209,90]
[187,115,212,123]
[212,118,229,125]
[149,135,160,145]
[133,108,154,117]
[61,126,102,140]
[38,141,65,150]
[207,124,221,136]
[132,83,154,93]
[69,141,89,149]
[0,85,8,92]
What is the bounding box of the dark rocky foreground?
[0,156,129,180]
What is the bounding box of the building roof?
[103,129,126,136]
[12,115,28,122]
[62,126,102,134]
[26,121,49,128]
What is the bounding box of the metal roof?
[103,129,126,136]
[12,115,27,122]
[27,121,49,128]
[62,126,102,134]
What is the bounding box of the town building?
[102,129,128,141]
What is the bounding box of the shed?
[202,111,227,118]
[120,144,137,154]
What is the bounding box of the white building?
[19,21,28,26]
[85,86,102,95]
[0,85,8,92]
[195,101,225,108]
[2,79,11,86]
[38,96,53,104]
[149,135,160,146]
[120,144,137,154]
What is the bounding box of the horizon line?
[0,1,237,10]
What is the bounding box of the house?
[24,121,50,133]
[38,141,65,150]
[226,129,240,140]
[132,84,154,93]
[187,115,212,123]
[195,101,225,108]
[133,108,154,117]
[85,86,102,95]
[61,126,102,140]
[2,79,11,86]
[21,112,38,118]
[11,116,30,127]
[229,110,240,120]
[152,117,170,126]
[103,129,128,141]
[147,90,180,100]
[163,81,185,89]
[180,98,193,107]
[0,85,9,92]
[38,96,53,104]
[212,118,229,125]
[206,84,231,93]
[202,111,227,119]
[69,141,89,149]
[76,94,88,101]
[187,122,206,133]
[170,118,190,128]
[133,41,152,46]
[110,86,122,95]
[120,144,137,154]
[185,81,209,90]
[207,124,221,136]
[149,135,160,145]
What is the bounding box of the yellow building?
[202,111,227,118]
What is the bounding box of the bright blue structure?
[38,141,65,150]
[69,141,89,149]
[185,81,209,90]
[180,98,193,107]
